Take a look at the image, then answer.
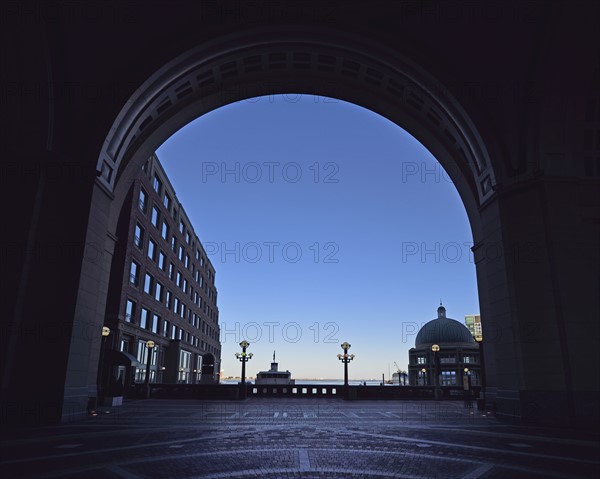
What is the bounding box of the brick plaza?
[1,398,598,478]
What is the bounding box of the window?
[161,221,168,240]
[137,339,148,364]
[151,205,160,227]
[129,261,140,286]
[147,239,157,261]
[165,290,172,309]
[185,254,190,269]
[176,271,182,287]
[158,251,166,270]
[164,193,171,210]
[154,281,163,302]
[120,337,130,353]
[440,355,456,364]
[178,245,184,261]
[417,356,426,365]
[180,303,186,318]
[140,308,150,330]
[185,231,191,244]
[151,314,159,334]
[182,279,187,293]
[153,173,162,194]
[441,371,457,386]
[168,262,174,280]
[134,224,144,249]
[179,220,185,234]
[171,235,177,252]
[125,299,136,323]
[179,350,192,383]
[174,296,180,314]
[144,273,153,294]
[195,249,200,260]
[163,319,170,337]
[171,324,177,340]
[139,188,148,213]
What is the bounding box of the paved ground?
[1,398,599,479]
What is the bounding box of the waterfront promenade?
[1,398,598,478]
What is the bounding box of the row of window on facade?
[138,170,215,283]
[134,217,216,301]
[128,261,218,337]
[124,298,219,355]
[414,355,478,365]
[416,370,480,386]
[129,248,217,323]
[121,333,201,384]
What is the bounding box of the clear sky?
[156,94,479,380]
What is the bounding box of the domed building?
[409,304,481,387]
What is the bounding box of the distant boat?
[255,351,295,385]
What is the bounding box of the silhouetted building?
[255,351,295,385]
[409,305,480,387]
[102,154,221,395]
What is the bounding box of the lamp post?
[463,367,472,407]
[337,342,355,392]
[431,344,442,400]
[474,335,486,407]
[420,368,427,386]
[96,326,111,408]
[235,340,253,399]
[144,340,155,399]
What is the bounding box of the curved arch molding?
[97,28,496,206]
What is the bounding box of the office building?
[102,154,221,396]
[465,314,482,341]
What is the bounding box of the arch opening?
[77,27,511,423]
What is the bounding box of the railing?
[251,385,340,397]
[128,383,481,401]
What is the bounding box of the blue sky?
[156,94,479,380]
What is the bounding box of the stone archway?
[5,5,597,428]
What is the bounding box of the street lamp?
[144,340,155,399]
[96,326,111,408]
[337,342,355,387]
[431,344,442,400]
[474,334,485,407]
[420,368,427,386]
[235,340,253,399]
[463,367,472,407]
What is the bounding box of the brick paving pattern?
[1,399,598,478]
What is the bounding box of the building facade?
[102,154,221,395]
[464,314,482,341]
[409,305,481,388]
